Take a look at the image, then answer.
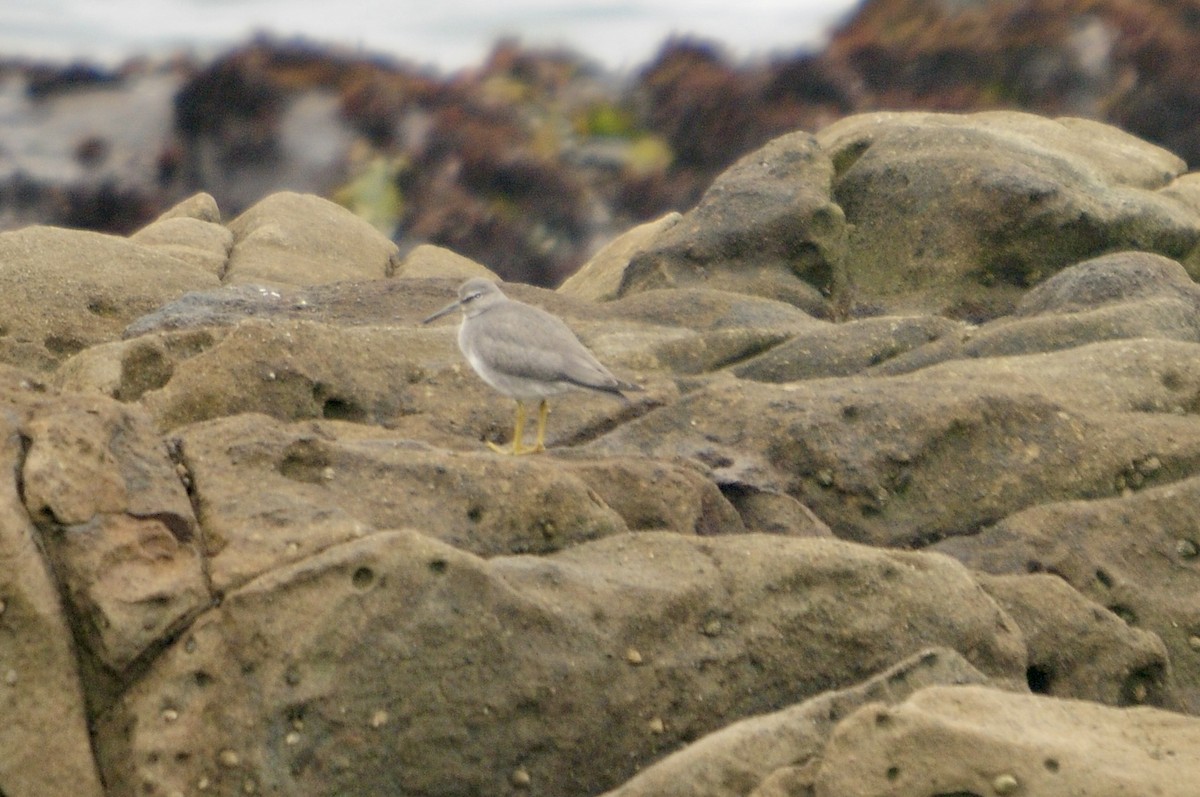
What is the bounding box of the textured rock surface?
[935,475,1200,714]
[619,132,847,317]
[817,112,1200,318]
[97,532,1025,797]
[813,685,1200,797]
[6,110,1200,796]
[600,648,992,797]
[0,382,107,797]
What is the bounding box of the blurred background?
[2,0,1199,286]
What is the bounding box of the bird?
[422,278,642,455]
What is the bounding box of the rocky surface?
[5,110,1200,795]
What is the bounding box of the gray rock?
[590,338,1200,547]
[21,393,208,673]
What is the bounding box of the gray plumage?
[422,278,641,454]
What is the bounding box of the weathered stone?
[934,474,1200,714]
[20,393,207,673]
[813,685,1200,796]
[560,212,682,301]
[0,384,105,796]
[817,111,1200,318]
[0,225,219,372]
[733,314,963,382]
[97,531,1024,797]
[393,243,499,281]
[601,648,993,797]
[174,414,755,592]
[131,215,233,277]
[620,132,847,316]
[224,191,400,286]
[980,573,1174,708]
[590,338,1200,547]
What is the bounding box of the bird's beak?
[422,299,462,324]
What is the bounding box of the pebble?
[647,716,665,734]
[218,749,240,768]
[370,709,389,728]
[1176,539,1198,559]
[1188,635,1200,651]
[625,647,643,666]
[992,773,1019,794]
[162,708,179,723]
[511,768,531,787]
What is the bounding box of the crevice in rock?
[553,396,664,449]
[166,435,217,601]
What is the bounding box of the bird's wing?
[472,304,623,392]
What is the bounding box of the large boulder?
[172,413,750,592]
[0,226,219,372]
[95,532,1025,797]
[223,192,401,286]
[589,338,1200,547]
[873,251,1200,374]
[617,132,848,317]
[0,376,106,797]
[600,648,993,797]
[813,685,1200,796]
[816,111,1200,318]
[934,474,1200,714]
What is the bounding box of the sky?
[0,0,863,73]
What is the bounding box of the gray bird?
[423,278,641,454]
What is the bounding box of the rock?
[135,320,434,430]
[813,684,1200,796]
[600,648,993,797]
[0,225,219,372]
[392,243,499,281]
[96,531,1025,797]
[224,192,401,286]
[20,392,208,674]
[732,314,964,382]
[130,215,233,277]
[619,132,847,317]
[933,474,1200,714]
[1014,251,1200,316]
[559,212,682,301]
[0,388,106,797]
[816,111,1200,318]
[590,338,1200,547]
[153,191,222,223]
[979,573,1173,708]
[172,414,757,592]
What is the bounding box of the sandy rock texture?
[4,110,1200,795]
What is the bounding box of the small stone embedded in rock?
[992,773,1019,794]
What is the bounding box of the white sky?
[0,0,862,72]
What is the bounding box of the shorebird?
[423,278,641,454]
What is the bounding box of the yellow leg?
[532,399,549,453]
[487,400,530,455]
